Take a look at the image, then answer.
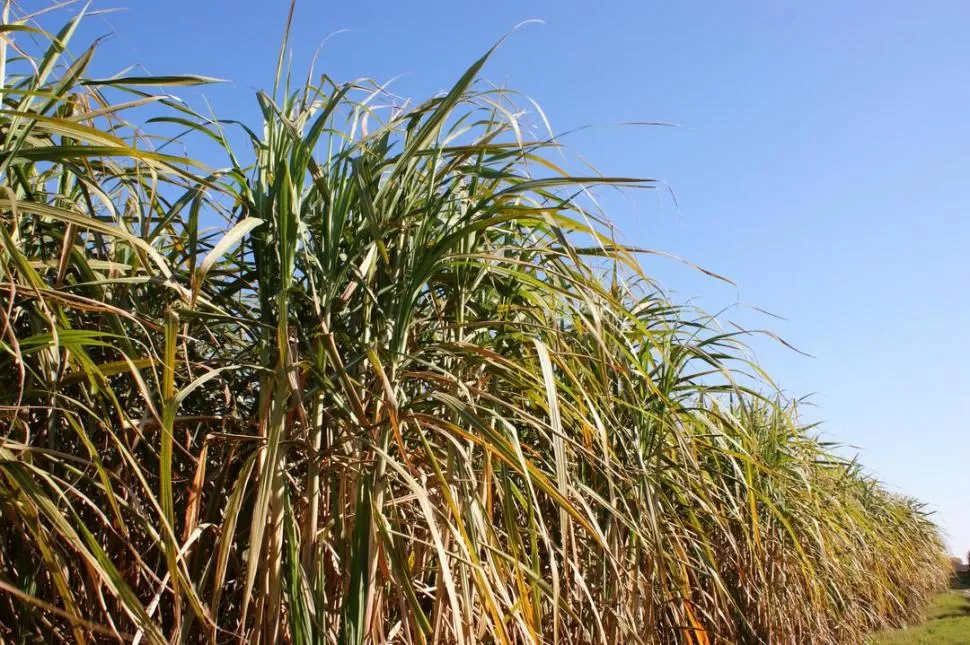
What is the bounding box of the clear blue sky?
[77,1,969,555]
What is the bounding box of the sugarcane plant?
[0,3,951,644]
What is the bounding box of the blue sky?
[76,1,969,554]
